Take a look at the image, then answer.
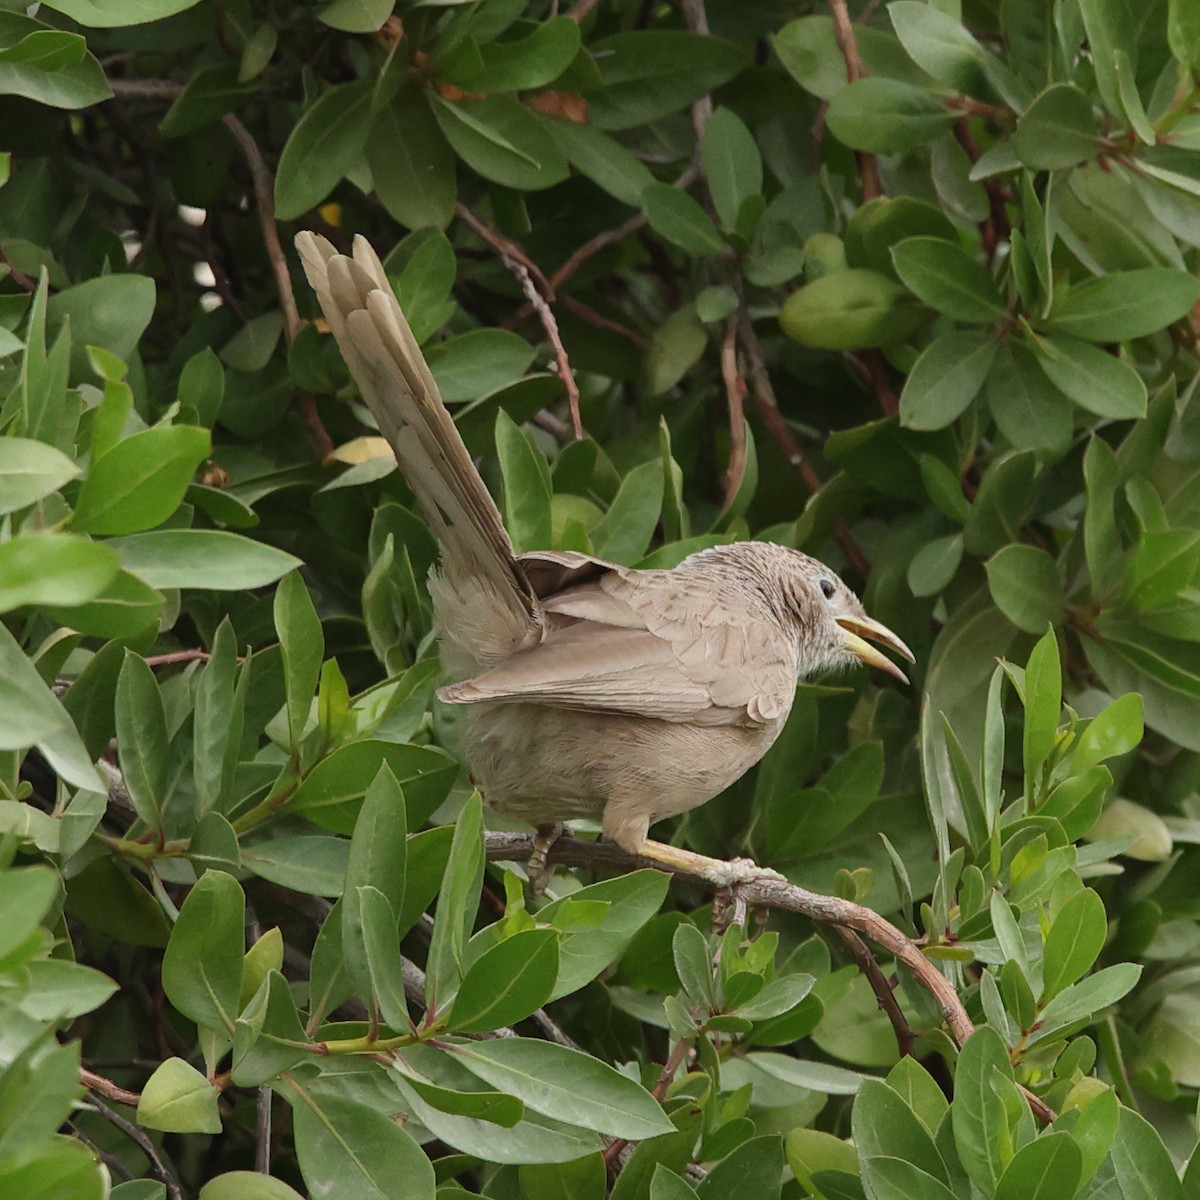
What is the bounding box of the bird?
[295,232,913,883]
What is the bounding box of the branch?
[86,1095,184,1200]
[221,114,301,343]
[221,114,333,461]
[504,258,584,440]
[832,926,914,1058]
[826,0,883,200]
[486,831,973,1045]
[80,1068,141,1107]
[719,314,748,511]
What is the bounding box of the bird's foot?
[707,857,786,888]
[527,822,564,897]
[710,859,785,931]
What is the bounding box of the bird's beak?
[836,615,915,684]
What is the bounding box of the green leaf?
[952,1027,1012,1192]
[286,740,456,833]
[425,793,485,1012]
[888,1,988,92]
[826,77,955,153]
[448,928,560,1032]
[161,869,245,1038]
[646,305,707,394]
[495,408,552,553]
[115,651,169,831]
[1041,888,1107,1001]
[136,1057,221,1134]
[589,460,664,565]
[367,86,455,231]
[200,1173,305,1200]
[1169,0,1200,69]
[274,81,372,220]
[275,570,323,753]
[774,16,927,102]
[445,18,580,94]
[286,1084,436,1200]
[159,63,257,138]
[986,341,1072,456]
[899,331,996,431]
[431,94,569,191]
[317,0,391,33]
[449,1037,674,1140]
[1014,84,1100,169]
[0,13,109,109]
[105,529,302,589]
[853,1079,948,1186]
[539,115,655,208]
[891,237,1006,323]
[1031,962,1142,1041]
[1034,334,1147,420]
[1108,1108,1184,1200]
[341,765,408,1008]
[985,544,1066,633]
[46,273,154,367]
[0,533,119,613]
[1046,269,1200,342]
[860,1159,958,1200]
[1022,629,1061,794]
[0,437,78,513]
[781,270,928,350]
[520,1156,607,1200]
[701,108,763,232]
[994,1133,1081,1200]
[583,31,746,130]
[696,1135,783,1200]
[0,620,102,791]
[643,183,726,257]
[907,533,963,597]
[426,328,535,403]
[39,0,201,26]
[71,425,210,535]
[1074,693,1143,771]
[1125,531,1200,609]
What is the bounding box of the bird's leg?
[527,822,564,897]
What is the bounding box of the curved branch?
[486,831,973,1044]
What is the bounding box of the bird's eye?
[819,578,835,600]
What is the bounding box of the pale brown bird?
[296,233,913,881]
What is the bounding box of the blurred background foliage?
[3,0,1200,1195]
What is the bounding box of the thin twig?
[558,292,647,348]
[736,311,872,580]
[80,1068,141,1107]
[108,77,183,99]
[826,0,883,200]
[488,832,1059,1124]
[719,314,747,511]
[455,203,552,294]
[503,257,584,439]
[833,926,914,1058]
[493,833,971,1035]
[86,1096,184,1200]
[255,1086,272,1173]
[221,114,301,343]
[862,348,899,416]
[603,1034,693,1170]
[0,246,35,293]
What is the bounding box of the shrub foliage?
[2,0,1200,1197]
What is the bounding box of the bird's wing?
[440,571,797,725]
[296,233,539,665]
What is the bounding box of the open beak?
[836,615,915,684]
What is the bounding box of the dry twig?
[719,314,748,511]
[826,0,883,200]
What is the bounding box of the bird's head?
[744,545,915,683]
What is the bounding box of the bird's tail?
[295,232,539,666]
